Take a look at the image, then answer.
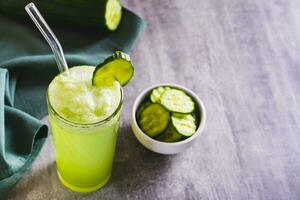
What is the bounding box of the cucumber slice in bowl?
[155,123,182,142]
[171,113,197,137]
[136,101,152,119]
[92,51,134,86]
[160,89,195,113]
[138,104,170,137]
[150,86,171,103]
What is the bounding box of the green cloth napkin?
[0,8,144,198]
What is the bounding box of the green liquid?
[47,66,122,193]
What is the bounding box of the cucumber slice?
[160,89,195,113]
[105,0,122,31]
[150,86,171,103]
[92,51,134,86]
[138,104,170,137]
[0,0,123,31]
[156,123,182,142]
[136,101,152,119]
[171,113,197,137]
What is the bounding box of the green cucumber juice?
[47,66,122,193]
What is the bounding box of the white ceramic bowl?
[131,83,206,155]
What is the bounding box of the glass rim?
[46,85,123,128]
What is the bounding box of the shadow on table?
[105,124,174,195]
[6,157,58,199]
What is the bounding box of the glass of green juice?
[46,65,123,193]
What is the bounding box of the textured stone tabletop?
[7,0,300,199]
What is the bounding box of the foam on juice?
[48,66,121,124]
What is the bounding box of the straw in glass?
[25,2,69,73]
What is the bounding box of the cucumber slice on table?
[171,113,197,137]
[150,86,171,103]
[92,51,134,86]
[156,123,182,142]
[138,104,170,137]
[0,0,122,31]
[160,89,195,113]
[105,0,123,30]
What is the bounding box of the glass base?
[57,171,111,193]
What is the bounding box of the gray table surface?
[7,0,300,199]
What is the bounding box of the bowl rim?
[131,83,206,146]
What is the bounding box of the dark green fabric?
[0,8,144,198]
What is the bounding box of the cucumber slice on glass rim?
[138,103,170,137]
[160,89,195,113]
[92,51,134,86]
[171,113,197,137]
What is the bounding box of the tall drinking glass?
[46,66,123,193]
